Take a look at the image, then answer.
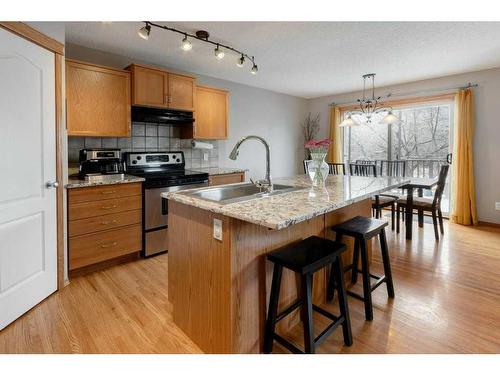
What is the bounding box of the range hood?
[132,106,194,125]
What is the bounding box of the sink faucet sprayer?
[229,135,273,193]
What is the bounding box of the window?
[342,99,454,213]
[343,101,453,165]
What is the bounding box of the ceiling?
[64,22,500,99]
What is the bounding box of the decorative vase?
[306,151,329,187]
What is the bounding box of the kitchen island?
[164,175,407,353]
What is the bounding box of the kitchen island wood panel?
[168,198,372,353]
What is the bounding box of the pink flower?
[305,138,332,148]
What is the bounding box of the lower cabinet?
[209,172,245,186]
[67,182,143,271]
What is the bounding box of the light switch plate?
[213,218,222,241]
[495,202,500,211]
[203,153,209,161]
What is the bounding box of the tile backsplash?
[68,122,219,170]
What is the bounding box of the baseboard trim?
[478,221,500,228]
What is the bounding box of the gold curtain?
[327,106,343,163]
[451,88,478,225]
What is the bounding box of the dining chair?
[396,165,450,240]
[327,162,346,175]
[350,162,399,230]
[349,163,377,177]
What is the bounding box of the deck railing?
[351,158,449,178]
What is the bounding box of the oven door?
[144,181,209,230]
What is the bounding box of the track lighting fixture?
[236,54,245,67]
[137,21,258,75]
[214,44,225,59]
[138,23,151,40]
[181,34,192,51]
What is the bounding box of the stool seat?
[332,216,388,239]
[267,236,346,275]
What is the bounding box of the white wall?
[65,43,308,180]
[307,67,500,224]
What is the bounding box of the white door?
[0,27,57,330]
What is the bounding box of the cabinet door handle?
[101,191,117,195]
[101,242,118,248]
[101,220,118,225]
[101,205,117,210]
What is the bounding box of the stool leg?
[301,273,314,354]
[391,202,395,231]
[333,255,353,346]
[327,232,343,301]
[379,229,395,298]
[359,238,374,321]
[351,237,360,284]
[264,263,283,353]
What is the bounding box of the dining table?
[399,177,439,240]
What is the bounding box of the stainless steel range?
[124,151,209,257]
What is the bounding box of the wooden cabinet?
[190,85,229,139]
[127,64,195,111]
[209,172,245,186]
[66,59,131,137]
[67,182,143,272]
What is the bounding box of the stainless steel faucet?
[229,135,273,192]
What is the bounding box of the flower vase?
[306,151,329,187]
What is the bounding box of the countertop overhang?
[66,174,145,189]
[163,175,410,230]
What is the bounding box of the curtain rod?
[329,82,479,107]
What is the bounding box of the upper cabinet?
[127,64,195,111]
[187,85,229,140]
[66,59,131,137]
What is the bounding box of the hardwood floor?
[1,220,499,353]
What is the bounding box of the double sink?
[183,182,303,205]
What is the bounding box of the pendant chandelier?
[339,73,400,127]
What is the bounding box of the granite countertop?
[190,167,248,176]
[66,174,145,189]
[163,175,409,230]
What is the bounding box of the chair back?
[349,163,377,177]
[303,160,308,174]
[327,162,345,175]
[380,160,406,177]
[433,165,450,208]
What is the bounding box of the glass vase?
[305,151,329,187]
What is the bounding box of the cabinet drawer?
[68,183,142,204]
[69,225,142,270]
[68,209,142,237]
[69,195,142,221]
[209,173,245,186]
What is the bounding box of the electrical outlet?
[203,153,209,161]
[213,218,222,241]
[495,202,500,211]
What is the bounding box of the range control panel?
[124,152,184,167]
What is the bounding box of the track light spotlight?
[250,64,258,75]
[214,44,225,59]
[181,34,192,51]
[138,23,151,40]
[236,55,245,67]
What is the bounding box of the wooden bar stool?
[264,236,352,354]
[327,216,395,321]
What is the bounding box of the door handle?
[101,205,117,210]
[45,181,59,189]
